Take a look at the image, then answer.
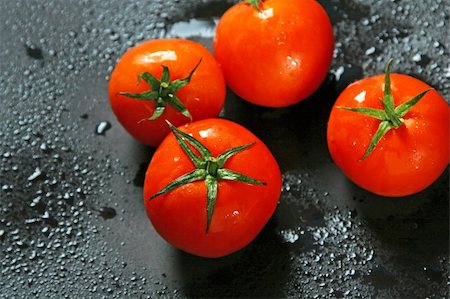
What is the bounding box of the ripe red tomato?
[143,119,282,258]
[213,0,334,107]
[109,39,226,147]
[327,64,449,197]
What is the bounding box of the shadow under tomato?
[130,142,155,188]
[344,167,449,288]
[172,216,292,298]
[222,73,339,174]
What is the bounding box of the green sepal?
[217,168,266,185]
[148,98,167,121]
[119,59,202,122]
[361,120,392,160]
[167,121,212,160]
[160,66,170,84]
[166,94,193,120]
[168,59,202,94]
[216,143,255,168]
[205,175,218,233]
[338,59,434,160]
[150,122,266,233]
[138,72,160,90]
[244,0,261,11]
[383,59,395,110]
[118,90,159,101]
[395,89,432,118]
[337,107,387,121]
[150,169,206,200]
[166,122,206,168]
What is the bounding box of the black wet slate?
[0,0,448,298]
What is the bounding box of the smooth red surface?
[213,0,334,107]
[144,119,282,258]
[327,73,449,197]
[109,39,226,147]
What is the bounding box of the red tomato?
[109,39,226,147]
[327,69,449,197]
[213,0,334,107]
[143,119,282,258]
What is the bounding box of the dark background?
[0,0,449,298]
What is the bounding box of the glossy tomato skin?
[109,39,226,147]
[143,119,282,258]
[213,0,334,107]
[327,74,449,197]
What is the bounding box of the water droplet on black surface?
[95,121,111,135]
[25,44,44,60]
[27,167,43,181]
[99,207,117,220]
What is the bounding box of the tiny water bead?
[24,43,44,60]
[95,121,111,135]
[98,207,117,220]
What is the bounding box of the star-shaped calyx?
[338,59,432,160]
[150,121,266,233]
[119,59,202,122]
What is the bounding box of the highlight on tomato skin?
[108,38,226,147]
[327,61,449,197]
[143,118,282,258]
[213,0,334,107]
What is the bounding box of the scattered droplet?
[365,47,375,55]
[280,229,300,243]
[99,207,117,220]
[27,167,42,181]
[95,121,111,135]
[25,43,44,60]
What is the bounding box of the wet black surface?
[0,0,449,298]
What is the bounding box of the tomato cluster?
[108,0,449,258]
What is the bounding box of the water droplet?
[95,121,111,135]
[412,53,422,62]
[25,43,44,60]
[332,66,345,81]
[27,167,42,181]
[280,229,300,243]
[365,47,375,55]
[99,207,117,220]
